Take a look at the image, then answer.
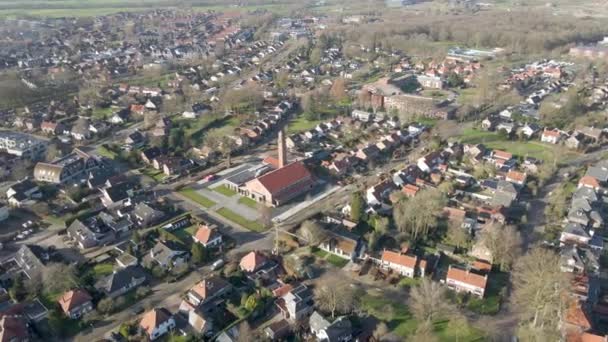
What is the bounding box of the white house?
[380,250,423,278]
[541,129,561,144]
[445,266,488,298]
[140,308,175,341]
[192,225,223,248]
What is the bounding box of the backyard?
[286,116,323,134]
[360,293,485,341]
[456,127,578,162]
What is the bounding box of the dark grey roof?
[564,222,589,238]
[95,266,146,294]
[586,166,608,182]
[324,316,352,342]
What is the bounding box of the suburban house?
[187,276,232,307]
[0,315,29,342]
[67,216,116,249]
[148,240,189,270]
[578,176,601,192]
[445,265,488,298]
[380,250,425,278]
[309,311,353,342]
[319,230,363,261]
[505,170,527,186]
[139,307,176,341]
[192,225,223,248]
[244,161,315,206]
[541,128,562,144]
[6,179,41,207]
[366,180,396,207]
[240,251,268,273]
[57,289,94,319]
[132,202,164,227]
[278,284,314,322]
[560,223,592,246]
[95,266,147,298]
[34,148,102,184]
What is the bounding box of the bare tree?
[481,223,522,271]
[259,204,273,230]
[408,320,438,342]
[393,188,446,241]
[43,263,79,294]
[409,278,454,323]
[299,220,327,246]
[445,221,470,250]
[315,273,356,319]
[513,247,569,339]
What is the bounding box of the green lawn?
[178,188,216,208]
[457,128,577,162]
[91,107,113,119]
[216,208,265,232]
[238,196,258,209]
[93,262,114,277]
[287,116,322,134]
[360,293,484,340]
[326,254,350,268]
[465,271,509,315]
[398,277,423,288]
[311,247,349,268]
[312,247,329,259]
[141,167,166,182]
[97,145,118,160]
[173,225,199,244]
[212,184,238,197]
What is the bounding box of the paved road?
[470,149,607,339]
[74,265,211,342]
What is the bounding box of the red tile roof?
[262,156,280,169]
[58,289,92,314]
[402,184,420,197]
[493,150,512,161]
[543,129,561,138]
[579,175,600,189]
[472,260,492,273]
[447,266,488,290]
[140,308,172,337]
[565,301,592,330]
[194,225,220,244]
[506,170,527,183]
[240,251,267,272]
[381,250,417,269]
[253,161,313,196]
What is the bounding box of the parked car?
[211,259,225,270]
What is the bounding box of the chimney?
[278,128,287,168]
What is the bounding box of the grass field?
[97,145,118,160]
[178,188,216,208]
[212,184,237,197]
[92,262,114,277]
[0,1,297,18]
[360,293,484,340]
[173,224,198,244]
[311,247,349,268]
[141,167,166,182]
[457,127,578,162]
[216,207,265,232]
[287,116,322,134]
[237,196,258,209]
